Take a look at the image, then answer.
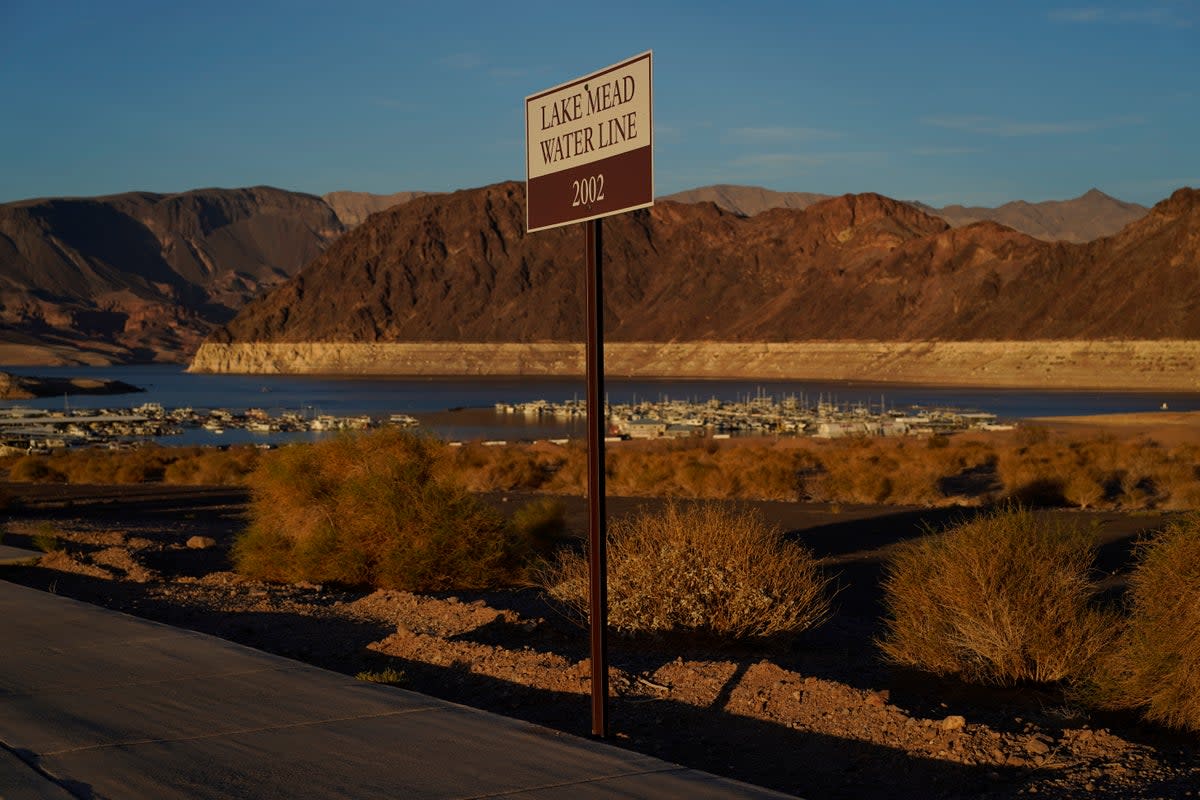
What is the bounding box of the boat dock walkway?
[0,577,791,799]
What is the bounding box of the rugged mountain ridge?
[0,187,345,363]
[0,181,1170,366]
[207,182,1200,351]
[667,185,1147,242]
[909,188,1148,243]
[322,191,436,228]
[661,185,833,217]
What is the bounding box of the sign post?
[525,51,653,738]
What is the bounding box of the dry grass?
[355,667,407,686]
[5,424,1200,511]
[3,446,260,486]
[879,508,1117,686]
[161,447,260,485]
[1087,517,1200,730]
[232,430,558,591]
[539,502,832,639]
[9,455,66,483]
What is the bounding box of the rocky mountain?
[909,188,1148,243]
[323,191,435,228]
[206,182,1200,349]
[660,185,832,216]
[0,187,344,364]
[669,184,1147,243]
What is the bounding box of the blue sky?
[1,1,1196,206]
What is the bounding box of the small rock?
[866,690,890,707]
[186,535,217,549]
[1025,738,1051,756]
[941,714,966,732]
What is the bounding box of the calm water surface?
[3,364,1198,444]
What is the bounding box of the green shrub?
[539,502,832,638]
[32,522,64,553]
[879,508,1116,685]
[1088,517,1200,730]
[232,430,548,591]
[356,667,407,686]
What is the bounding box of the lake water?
[3,364,1198,446]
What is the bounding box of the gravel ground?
[1,482,1197,799]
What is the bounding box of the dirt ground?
[2,481,1198,799]
[1030,411,1200,447]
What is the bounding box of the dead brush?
[163,447,260,485]
[539,501,832,639]
[1086,516,1200,731]
[8,455,65,483]
[232,429,555,591]
[449,443,550,492]
[879,508,1117,686]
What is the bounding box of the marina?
[498,392,1013,440]
[1,364,1196,451]
[0,390,1011,454]
[0,403,417,453]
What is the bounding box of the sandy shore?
[1029,410,1200,445]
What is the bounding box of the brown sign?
[525,51,653,232]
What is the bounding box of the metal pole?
[584,217,609,738]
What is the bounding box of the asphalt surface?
[0,546,40,567]
[0,578,792,799]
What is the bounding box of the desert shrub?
[879,508,1116,685]
[9,456,65,483]
[1087,517,1200,730]
[31,522,64,553]
[232,430,549,591]
[163,447,259,485]
[450,444,549,491]
[541,441,588,494]
[509,496,568,551]
[356,667,407,686]
[718,444,806,500]
[606,447,680,496]
[1158,457,1200,509]
[539,502,832,638]
[45,446,171,484]
[809,440,900,504]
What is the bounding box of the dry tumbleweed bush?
[1088,516,1200,730]
[541,502,832,638]
[879,508,1117,686]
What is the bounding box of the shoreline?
[188,340,1200,391]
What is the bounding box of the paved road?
[0,579,792,799]
[0,546,40,567]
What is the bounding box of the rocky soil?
[1,483,1197,799]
